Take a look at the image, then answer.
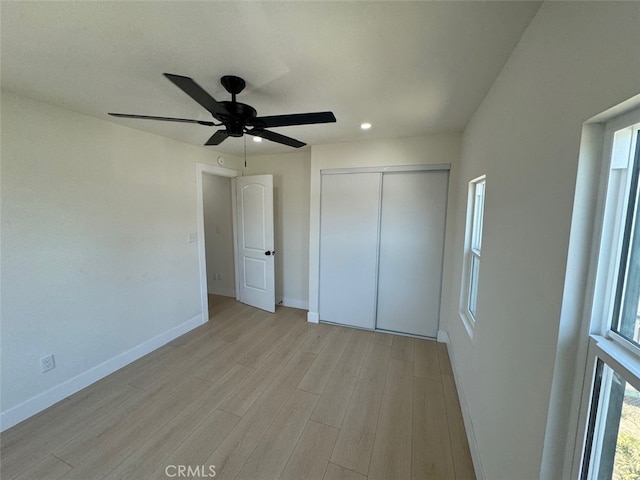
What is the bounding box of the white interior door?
[375,170,448,337]
[319,172,381,329]
[235,175,275,313]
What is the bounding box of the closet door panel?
[319,173,381,329]
[376,171,448,337]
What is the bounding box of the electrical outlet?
[40,354,55,373]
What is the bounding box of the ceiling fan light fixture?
[253,136,262,142]
[360,122,372,130]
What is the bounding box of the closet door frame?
[321,164,450,176]
[319,163,450,336]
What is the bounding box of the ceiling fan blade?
[205,129,229,146]
[248,129,306,148]
[254,111,336,128]
[108,113,215,126]
[163,73,229,118]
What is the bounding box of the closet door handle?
[265,250,274,256]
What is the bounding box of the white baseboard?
[0,313,204,432]
[208,286,236,298]
[437,330,450,343]
[277,297,308,310]
[443,334,486,480]
[307,311,320,323]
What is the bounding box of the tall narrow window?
[461,175,486,334]
[577,110,640,480]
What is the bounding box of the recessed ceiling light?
[360,122,372,130]
[253,136,262,142]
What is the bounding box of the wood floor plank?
[102,364,253,480]
[300,322,335,353]
[120,346,187,390]
[190,338,257,385]
[125,337,229,391]
[1,370,148,451]
[373,331,394,346]
[1,296,475,480]
[331,341,391,475]
[1,384,146,479]
[168,304,251,349]
[323,462,368,480]
[222,300,277,331]
[51,382,171,466]
[236,309,305,367]
[220,306,276,344]
[82,343,177,390]
[56,376,212,479]
[280,420,339,480]
[168,317,227,348]
[13,454,72,480]
[203,350,317,480]
[189,310,302,386]
[236,389,320,479]
[216,319,309,416]
[391,334,416,362]
[414,338,441,380]
[412,377,455,480]
[311,329,373,427]
[209,296,255,321]
[147,410,240,479]
[209,296,240,316]
[368,358,414,480]
[297,327,353,394]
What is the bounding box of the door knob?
[265,250,274,256]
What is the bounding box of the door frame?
[196,162,242,323]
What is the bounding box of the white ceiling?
[1,1,541,156]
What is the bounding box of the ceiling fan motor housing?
[219,101,257,136]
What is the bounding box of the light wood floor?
[1,295,475,480]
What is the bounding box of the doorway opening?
[196,163,276,322]
[202,173,236,319]
[196,163,241,322]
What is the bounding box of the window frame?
[573,108,640,479]
[460,174,486,337]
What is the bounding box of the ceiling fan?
[109,73,336,148]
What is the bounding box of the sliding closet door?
[319,172,381,329]
[376,170,448,337]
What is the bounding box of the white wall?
[244,151,311,309]
[442,2,640,479]
[0,91,242,428]
[202,174,235,297]
[307,134,462,323]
